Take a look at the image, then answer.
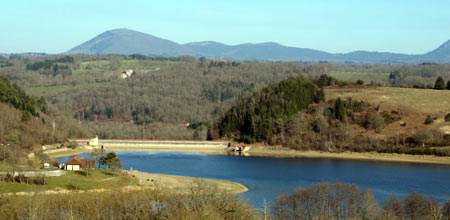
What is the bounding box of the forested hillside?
[0,55,449,140]
[209,73,450,155]
[0,76,87,156]
[209,76,323,143]
[0,76,41,119]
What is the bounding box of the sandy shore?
[45,146,95,158]
[247,146,450,165]
[126,170,248,194]
[44,140,450,165]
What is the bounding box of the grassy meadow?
[326,86,450,115]
[0,169,137,194]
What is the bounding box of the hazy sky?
[2,0,450,54]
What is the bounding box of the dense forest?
[208,75,324,143]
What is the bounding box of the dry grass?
[325,87,450,115]
[127,170,248,194]
[326,87,450,137]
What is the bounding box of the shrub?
[33,176,46,185]
[424,115,434,125]
[445,113,450,122]
[362,112,385,132]
[67,142,78,149]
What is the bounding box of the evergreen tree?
[447,80,450,90]
[37,96,48,113]
[213,75,319,143]
[334,97,346,121]
[434,77,446,90]
[314,88,325,103]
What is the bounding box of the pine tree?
[447,80,450,90]
[434,77,446,90]
[334,97,346,121]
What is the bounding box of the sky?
[2,0,450,54]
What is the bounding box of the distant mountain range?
[65,28,450,64]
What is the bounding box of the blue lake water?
[56,151,450,208]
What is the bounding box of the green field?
[25,84,73,96]
[0,169,137,193]
[119,60,174,72]
[79,60,111,69]
[25,82,107,96]
[330,71,389,82]
[0,162,40,172]
[72,60,112,75]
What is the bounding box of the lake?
[56,151,450,208]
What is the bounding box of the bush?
[32,176,45,185]
[67,142,78,149]
[424,115,434,125]
[362,112,385,132]
[356,79,364,85]
[445,113,450,122]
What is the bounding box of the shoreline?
[44,141,450,165]
[2,169,248,196]
[126,170,248,194]
[248,149,450,165]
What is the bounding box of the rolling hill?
[184,41,332,61]
[66,28,450,64]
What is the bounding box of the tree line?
[273,182,450,220]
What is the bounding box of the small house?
[64,156,95,171]
[121,69,134,79]
[88,136,99,146]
